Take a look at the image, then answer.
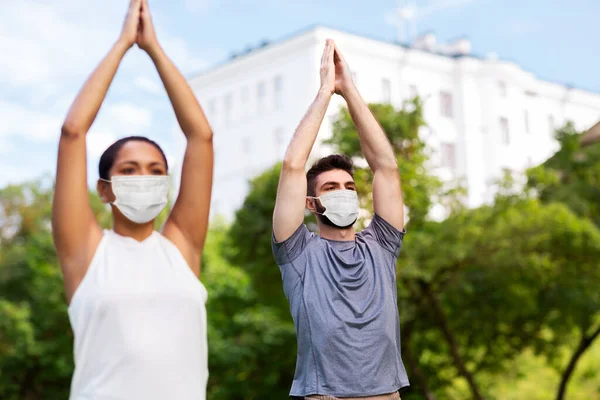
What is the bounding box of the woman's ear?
[97,180,110,204]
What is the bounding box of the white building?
[189,26,600,220]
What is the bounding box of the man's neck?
[318,223,356,241]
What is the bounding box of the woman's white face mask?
[308,189,359,228]
[100,175,169,224]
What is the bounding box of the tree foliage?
[1,111,600,399]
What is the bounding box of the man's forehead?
[316,169,354,186]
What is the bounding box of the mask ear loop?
[98,178,114,205]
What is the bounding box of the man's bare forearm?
[283,89,333,170]
[343,86,397,171]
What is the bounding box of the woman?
[51,0,213,398]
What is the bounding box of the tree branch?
[402,319,438,400]
[421,281,485,400]
[556,323,600,400]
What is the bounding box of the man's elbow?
[282,155,306,172]
[376,158,398,173]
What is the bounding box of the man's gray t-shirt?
[272,214,410,398]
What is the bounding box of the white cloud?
[0,100,62,143]
[0,1,206,89]
[134,76,163,95]
[0,163,48,187]
[103,103,153,134]
[87,131,118,158]
[0,1,115,89]
[161,36,208,73]
[0,137,15,155]
[0,0,211,187]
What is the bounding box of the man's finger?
[333,44,348,65]
[321,40,332,67]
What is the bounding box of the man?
[272,39,409,400]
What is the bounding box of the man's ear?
[306,197,316,213]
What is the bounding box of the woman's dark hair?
[98,136,168,180]
[306,154,354,196]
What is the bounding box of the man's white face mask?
[308,189,359,228]
[101,175,169,224]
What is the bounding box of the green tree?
[527,122,600,400]
[0,180,74,399]
[0,179,114,400]
[225,101,600,400]
[203,218,296,399]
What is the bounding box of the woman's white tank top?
[68,230,208,400]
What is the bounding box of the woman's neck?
[112,218,155,242]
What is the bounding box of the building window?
[440,91,453,118]
[242,136,252,155]
[208,99,216,117]
[241,86,249,116]
[409,84,418,99]
[382,78,391,103]
[274,75,283,110]
[257,81,266,114]
[500,117,510,145]
[274,126,285,155]
[498,81,507,97]
[524,110,530,133]
[441,142,456,169]
[224,93,233,126]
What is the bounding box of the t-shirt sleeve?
[360,213,406,258]
[272,224,312,266]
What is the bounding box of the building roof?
[188,24,599,95]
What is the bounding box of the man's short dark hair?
[306,154,354,197]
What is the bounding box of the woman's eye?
[152,170,165,175]
[122,168,135,174]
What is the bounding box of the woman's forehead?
[114,141,165,163]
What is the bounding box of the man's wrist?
[318,86,334,99]
[340,83,359,100]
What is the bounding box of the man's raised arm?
[334,45,404,230]
[273,40,336,242]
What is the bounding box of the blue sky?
[0,0,598,187]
